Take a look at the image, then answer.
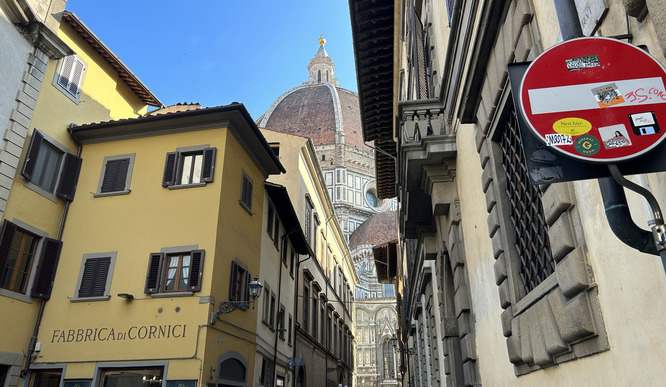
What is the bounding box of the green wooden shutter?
[21,131,44,182]
[188,250,204,292]
[162,152,177,187]
[145,253,164,294]
[100,158,130,193]
[201,147,216,182]
[56,153,82,201]
[31,238,62,299]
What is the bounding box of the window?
[22,131,81,200]
[218,355,247,386]
[383,338,397,379]
[269,291,276,329]
[288,314,293,345]
[320,297,326,342]
[229,261,250,306]
[28,369,63,387]
[281,238,288,267]
[0,221,62,299]
[273,214,280,249]
[144,249,204,295]
[97,155,133,195]
[98,367,163,387]
[312,290,318,341]
[162,147,216,188]
[278,305,286,340]
[263,285,271,325]
[269,143,280,157]
[325,171,333,185]
[289,247,296,277]
[267,202,275,237]
[304,196,314,246]
[240,174,253,211]
[259,357,274,387]
[76,253,115,299]
[55,55,86,100]
[499,103,554,293]
[0,225,38,293]
[303,281,310,333]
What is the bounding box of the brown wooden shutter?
[56,153,82,201]
[188,250,204,292]
[145,253,164,294]
[229,262,238,301]
[31,238,62,299]
[21,130,44,182]
[244,271,251,303]
[101,158,130,193]
[0,221,17,275]
[78,257,111,298]
[201,147,216,182]
[162,152,177,187]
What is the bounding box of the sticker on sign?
[545,133,573,146]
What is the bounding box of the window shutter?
[57,56,74,89]
[201,147,216,182]
[56,153,82,201]
[145,253,164,294]
[229,262,238,301]
[244,271,251,302]
[67,57,85,97]
[31,238,62,300]
[21,130,44,182]
[188,249,204,292]
[78,257,111,298]
[162,152,177,187]
[0,221,17,273]
[101,158,130,193]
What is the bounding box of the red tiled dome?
[259,84,366,149]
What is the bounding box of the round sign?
[520,37,666,163]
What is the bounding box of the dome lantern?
[308,35,336,85]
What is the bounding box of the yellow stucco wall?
[32,125,266,384]
[0,18,150,359]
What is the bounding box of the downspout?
[554,1,665,268]
[272,233,289,384]
[21,140,81,377]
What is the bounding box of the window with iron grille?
[498,101,555,294]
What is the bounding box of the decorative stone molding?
[472,0,608,375]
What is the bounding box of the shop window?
[97,154,134,195]
[162,147,216,188]
[76,253,115,299]
[259,356,274,387]
[229,261,250,306]
[0,366,8,387]
[28,369,62,387]
[55,55,86,100]
[240,173,253,211]
[98,367,163,387]
[22,130,81,201]
[0,221,61,299]
[144,250,204,294]
[63,380,91,387]
[218,354,247,387]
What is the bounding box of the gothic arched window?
[217,353,247,386]
[382,338,396,380]
[318,70,321,82]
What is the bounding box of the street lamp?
[215,278,263,315]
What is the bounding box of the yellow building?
[0,10,159,386]
[26,103,282,386]
[261,129,358,387]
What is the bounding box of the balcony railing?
[399,99,449,145]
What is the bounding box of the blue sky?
[67,1,358,118]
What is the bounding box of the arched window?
[383,338,396,380]
[326,70,329,81]
[317,70,321,82]
[217,353,247,386]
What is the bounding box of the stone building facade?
[351,0,666,386]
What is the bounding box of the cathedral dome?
[258,39,366,150]
[349,211,397,251]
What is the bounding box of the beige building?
[350,0,666,386]
[261,129,357,387]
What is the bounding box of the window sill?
[167,183,207,190]
[24,181,59,203]
[150,291,194,298]
[94,190,130,198]
[54,82,81,104]
[69,295,111,302]
[512,273,558,316]
[239,200,253,215]
[0,288,32,303]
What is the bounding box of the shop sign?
[520,37,666,163]
[49,324,187,344]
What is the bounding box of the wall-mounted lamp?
[215,278,263,315]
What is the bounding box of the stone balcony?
[398,99,457,238]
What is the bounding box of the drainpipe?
[21,140,81,378]
[554,0,666,272]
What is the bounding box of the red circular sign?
[520,37,666,163]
